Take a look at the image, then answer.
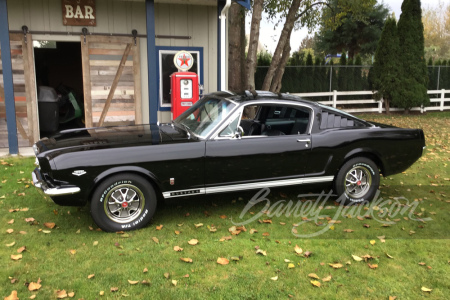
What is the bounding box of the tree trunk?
[228,3,246,92]
[261,0,301,91]
[245,0,264,91]
[270,31,292,92]
[384,97,390,114]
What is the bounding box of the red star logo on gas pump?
[178,54,191,67]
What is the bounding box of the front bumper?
[32,168,81,196]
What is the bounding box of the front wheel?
[334,157,380,205]
[90,173,157,232]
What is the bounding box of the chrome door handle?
[297,139,311,147]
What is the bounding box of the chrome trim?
[32,168,81,196]
[163,188,206,198]
[162,176,334,199]
[44,187,81,196]
[209,99,314,140]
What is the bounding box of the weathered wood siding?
[6,0,218,124]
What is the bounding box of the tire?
[90,173,157,232]
[334,157,380,205]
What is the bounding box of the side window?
[241,104,310,136]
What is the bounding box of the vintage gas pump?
[170,50,200,120]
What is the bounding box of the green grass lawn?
[1,112,449,299]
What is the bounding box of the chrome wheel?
[344,166,372,199]
[104,184,145,224]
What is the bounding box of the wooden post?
[81,35,93,128]
[332,90,337,108]
[133,38,142,125]
[441,89,445,112]
[98,43,132,127]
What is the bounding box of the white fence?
[291,89,450,113]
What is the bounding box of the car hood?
[35,124,193,154]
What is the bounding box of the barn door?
[81,35,142,128]
[0,33,39,147]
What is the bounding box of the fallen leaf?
[270,276,278,281]
[128,280,139,285]
[30,294,37,299]
[352,255,363,262]
[263,219,272,224]
[19,231,27,235]
[164,272,170,279]
[152,237,159,244]
[56,289,67,298]
[20,208,29,212]
[303,251,313,258]
[88,274,95,279]
[173,246,183,252]
[308,273,320,280]
[219,215,227,219]
[75,229,80,234]
[418,262,426,266]
[377,236,386,243]
[294,245,303,255]
[156,224,163,230]
[231,256,240,261]
[329,263,343,269]
[68,292,75,298]
[172,280,177,286]
[284,259,291,262]
[4,291,19,300]
[217,257,229,265]
[311,280,321,287]
[180,257,193,263]
[43,222,56,229]
[70,249,76,255]
[183,274,189,278]
[370,240,376,246]
[322,275,332,282]
[368,263,378,269]
[93,241,98,246]
[143,268,148,273]
[188,239,199,245]
[28,281,42,291]
[6,241,16,247]
[99,291,104,296]
[343,229,354,233]
[262,232,270,236]
[110,287,118,292]
[175,230,181,235]
[421,286,432,292]
[6,229,14,234]
[389,296,397,300]
[363,224,370,228]
[194,223,203,228]
[8,219,14,224]
[288,263,295,269]
[256,249,267,256]
[385,253,394,259]
[42,230,51,234]
[17,246,26,253]
[11,254,22,261]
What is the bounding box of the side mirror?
[234,126,244,139]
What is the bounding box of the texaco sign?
[173,50,194,71]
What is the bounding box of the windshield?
[174,97,237,137]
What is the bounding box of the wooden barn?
[0,0,250,154]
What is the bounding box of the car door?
[204,103,313,191]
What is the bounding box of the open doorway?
[34,41,85,135]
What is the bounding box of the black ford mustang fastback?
[32,91,426,231]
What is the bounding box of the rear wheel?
[334,157,380,205]
[90,173,157,232]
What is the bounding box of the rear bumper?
[32,168,81,196]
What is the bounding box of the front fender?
[92,166,164,194]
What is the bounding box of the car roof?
[207,90,320,107]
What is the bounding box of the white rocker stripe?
[162,176,334,199]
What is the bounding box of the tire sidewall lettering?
[99,180,133,203]
[352,163,375,175]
